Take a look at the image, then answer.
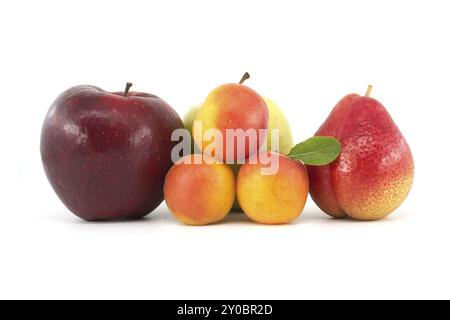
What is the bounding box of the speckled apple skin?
[41,85,183,221]
[194,83,269,162]
[308,94,414,221]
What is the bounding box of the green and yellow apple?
[182,104,201,154]
[263,97,294,154]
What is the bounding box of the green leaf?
[288,136,342,166]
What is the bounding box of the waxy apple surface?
[41,85,183,220]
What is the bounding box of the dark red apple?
[41,83,183,221]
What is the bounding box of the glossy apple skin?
[194,84,269,162]
[41,85,183,221]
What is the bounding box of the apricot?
[164,154,235,225]
[237,152,309,224]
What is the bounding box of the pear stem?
[239,72,250,84]
[365,85,373,97]
[124,82,133,97]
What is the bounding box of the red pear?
[308,86,414,221]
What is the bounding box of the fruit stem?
[239,72,250,84]
[365,85,373,97]
[124,82,133,97]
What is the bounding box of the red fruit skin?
[195,83,269,163]
[308,95,359,218]
[41,85,183,221]
[215,84,269,162]
[308,94,414,220]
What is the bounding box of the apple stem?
[239,72,250,84]
[365,85,373,97]
[124,82,133,97]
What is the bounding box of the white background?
[0,0,449,299]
